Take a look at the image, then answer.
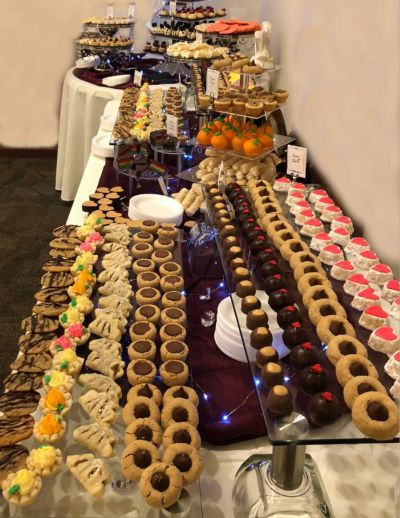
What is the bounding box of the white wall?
[259,0,400,271]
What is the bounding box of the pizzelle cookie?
[79,390,118,424]
[73,423,118,458]
[67,454,109,498]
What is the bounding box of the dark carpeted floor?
[0,157,71,392]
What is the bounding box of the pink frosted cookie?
[78,241,96,254]
[359,305,389,331]
[288,182,306,194]
[381,280,400,303]
[331,260,355,281]
[295,209,314,226]
[315,196,335,213]
[86,231,105,248]
[286,190,305,207]
[353,250,379,270]
[318,244,343,266]
[344,237,370,255]
[290,200,310,215]
[310,232,332,252]
[309,188,328,204]
[343,273,369,295]
[331,216,354,234]
[321,205,342,223]
[384,351,400,379]
[329,227,350,247]
[65,323,90,346]
[367,263,393,286]
[50,335,76,356]
[368,326,400,355]
[273,177,291,192]
[351,288,380,311]
[389,298,400,321]
[389,379,400,400]
[300,217,324,237]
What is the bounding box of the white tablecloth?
[55,68,123,201]
[66,104,399,518]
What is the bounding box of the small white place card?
[128,3,136,19]
[287,145,307,178]
[166,115,178,137]
[134,70,143,86]
[206,69,220,98]
[170,1,177,15]
[158,176,169,196]
[106,4,114,19]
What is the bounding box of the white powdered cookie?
[104,232,131,245]
[88,316,123,341]
[78,373,121,402]
[99,295,132,317]
[67,454,109,498]
[102,223,129,235]
[103,250,131,262]
[101,242,127,253]
[73,423,117,458]
[86,351,125,379]
[79,390,118,424]
[102,257,132,270]
[95,307,127,330]
[98,280,134,298]
[89,338,122,357]
[98,269,129,284]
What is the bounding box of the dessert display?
[160,6,226,20]
[196,18,261,35]
[166,41,229,60]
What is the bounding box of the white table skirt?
[66,105,399,518]
[55,68,123,201]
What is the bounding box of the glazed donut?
[272,231,301,250]
[351,392,399,440]
[280,239,310,261]
[316,315,356,344]
[343,376,387,409]
[308,299,347,326]
[302,285,338,308]
[293,261,325,281]
[266,220,294,239]
[326,335,368,365]
[289,251,322,270]
[297,272,330,296]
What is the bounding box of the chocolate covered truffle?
[220,225,237,239]
[260,260,281,279]
[308,391,342,427]
[261,362,284,387]
[257,248,275,265]
[243,218,258,234]
[250,327,273,350]
[277,306,302,329]
[250,235,268,255]
[300,364,328,394]
[266,385,293,416]
[264,274,287,295]
[268,289,294,312]
[222,236,239,251]
[241,296,261,315]
[282,322,311,348]
[290,342,319,369]
[247,228,265,243]
[256,346,279,368]
[236,280,256,298]
[232,267,251,283]
[246,309,269,330]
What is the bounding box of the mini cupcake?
[59,307,85,329]
[344,237,370,255]
[359,305,389,331]
[65,323,90,346]
[351,287,380,311]
[343,273,369,295]
[52,349,84,377]
[368,326,400,355]
[314,196,335,213]
[49,335,76,356]
[309,188,328,204]
[330,260,355,281]
[245,101,264,117]
[295,209,314,226]
[300,217,324,237]
[353,250,379,270]
[27,446,62,477]
[328,227,350,246]
[310,232,333,252]
[381,280,400,303]
[273,177,291,192]
[318,244,344,266]
[331,216,354,234]
[320,205,342,223]
[384,351,400,379]
[367,263,393,286]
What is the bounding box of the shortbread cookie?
[122,396,161,426]
[73,423,117,458]
[127,383,163,406]
[78,373,122,402]
[0,391,40,417]
[26,446,62,477]
[0,416,35,446]
[85,351,124,379]
[124,418,162,447]
[88,316,123,341]
[88,338,122,357]
[79,390,118,424]
[33,413,66,443]
[98,280,133,298]
[41,271,74,288]
[162,422,201,449]
[3,372,42,392]
[121,440,160,482]
[2,468,42,506]
[98,268,129,284]
[163,443,203,485]
[99,294,132,317]
[139,462,183,509]
[10,352,52,373]
[94,307,127,330]
[21,314,59,334]
[67,454,109,499]
[19,333,54,354]
[0,445,29,487]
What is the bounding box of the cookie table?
[55,68,123,202]
[62,103,399,518]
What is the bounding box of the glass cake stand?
[205,184,399,517]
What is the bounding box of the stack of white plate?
[128,194,184,226]
[214,291,291,363]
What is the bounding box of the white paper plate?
[214,327,255,363]
[100,113,117,132]
[128,194,183,225]
[91,133,115,158]
[102,74,131,87]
